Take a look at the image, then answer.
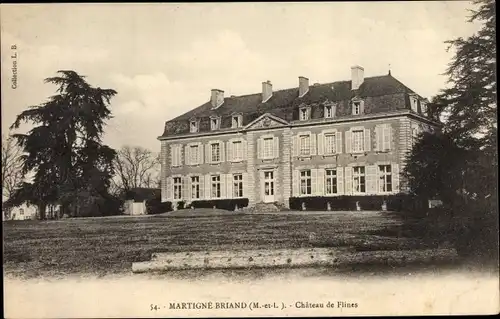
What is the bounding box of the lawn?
[3,211,446,278]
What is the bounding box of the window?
[410,96,418,112]
[378,165,392,193]
[299,107,309,121]
[352,130,364,153]
[411,126,420,146]
[324,105,334,118]
[211,143,221,162]
[233,174,243,198]
[189,145,199,164]
[421,102,428,115]
[325,169,337,195]
[171,145,182,167]
[190,120,198,133]
[232,141,243,161]
[191,176,200,199]
[299,134,311,156]
[232,115,242,128]
[173,177,182,200]
[352,102,361,115]
[210,117,220,131]
[324,133,336,154]
[353,166,366,193]
[211,175,221,198]
[300,170,312,195]
[19,209,24,215]
[262,137,274,158]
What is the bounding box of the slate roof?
[124,188,161,202]
[161,73,424,137]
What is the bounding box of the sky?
[1,2,481,152]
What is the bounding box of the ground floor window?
[353,166,366,193]
[233,174,243,197]
[211,175,221,198]
[300,170,312,195]
[173,177,182,200]
[378,165,392,192]
[191,176,200,199]
[325,169,337,194]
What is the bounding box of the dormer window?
[352,101,363,115]
[190,120,199,133]
[231,114,243,128]
[299,107,310,121]
[324,104,335,118]
[421,101,428,115]
[210,117,221,131]
[409,94,418,112]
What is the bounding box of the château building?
[158,66,440,209]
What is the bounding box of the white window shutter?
[186,176,192,199]
[205,144,211,164]
[257,138,263,159]
[204,174,211,199]
[184,145,190,165]
[317,169,325,195]
[292,135,298,157]
[337,167,344,195]
[179,145,183,166]
[345,131,352,154]
[317,133,324,155]
[310,133,317,156]
[364,128,371,152]
[336,132,343,154]
[292,170,299,196]
[242,140,248,160]
[226,174,233,198]
[169,145,175,166]
[198,143,203,164]
[360,100,365,114]
[242,172,249,197]
[344,166,353,195]
[366,165,378,195]
[166,177,173,201]
[392,163,400,192]
[273,136,279,158]
[383,124,392,151]
[375,125,382,151]
[227,141,233,162]
[311,169,318,195]
[220,141,225,162]
[199,175,204,199]
[220,174,226,198]
[182,176,188,200]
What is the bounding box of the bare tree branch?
[113,145,160,194]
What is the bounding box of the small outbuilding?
[123,188,161,215]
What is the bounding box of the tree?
[2,134,24,219]
[112,145,161,193]
[9,70,117,218]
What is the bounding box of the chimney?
[298,76,309,97]
[262,80,272,102]
[210,89,224,108]
[351,65,364,90]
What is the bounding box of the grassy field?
[3,211,447,278]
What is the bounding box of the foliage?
[145,198,172,215]
[189,198,250,211]
[9,70,118,218]
[2,134,24,219]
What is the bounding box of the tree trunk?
[38,203,46,220]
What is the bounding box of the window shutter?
[243,140,248,160]
[198,143,203,164]
[179,145,183,166]
[336,132,342,154]
[364,128,371,152]
[310,133,317,156]
[392,163,400,192]
[317,133,324,155]
[205,144,211,164]
[220,142,225,162]
[199,175,204,199]
[344,166,353,195]
[292,170,299,196]
[317,169,325,195]
[182,176,188,200]
[242,172,249,197]
[292,135,298,157]
[366,165,378,195]
[375,125,382,151]
[273,136,279,158]
[185,145,190,165]
[166,177,173,201]
[311,169,318,195]
[204,174,211,199]
[345,131,352,153]
[226,174,233,199]
[360,100,365,114]
[337,167,344,195]
[383,124,392,151]
[185,176,192,200]
[220,174,226,198]
[227,141,233,162]
[169,145,174,166]
[257,138,263,159]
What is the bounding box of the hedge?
[145,198,173,214]
[188,198,249,211]
[288,195,428,212]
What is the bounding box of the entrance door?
[262,170,275,203]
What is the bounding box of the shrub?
[189,198,249,211]
[145,198,172,214]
